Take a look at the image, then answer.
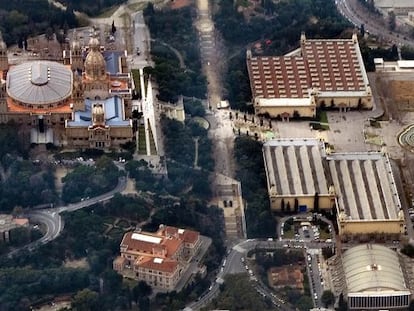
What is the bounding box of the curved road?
[8,175,127,257]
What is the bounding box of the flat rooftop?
[327,152,401,221]
[263,139,329,196]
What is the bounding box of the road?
[130,11,153,69]
[184,238,335,310]
[336,0,414,48]
[8,175,127,257]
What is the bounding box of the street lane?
[7,175,127,257]
[336,0,414,48]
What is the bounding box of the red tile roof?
[121,230,183,257]
[247,36,367,100]
[138,256,179,273]
[248,56,310,99]
[163,226,200,245]
[302,39,365,92]
[7,97,72,114]
[121,231,165,255]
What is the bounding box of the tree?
[132,280,153,303]
[102,270,122,293]
[388,11,396,31]
[71,289,99,311]
[360,23,365,37]
[294,198,299,212]
[45,27,54,41]
[111,20,117,34]
[321,290,335,307]
[337,293,348,311]
[138,281,153,297]
[313,192,319,212]
[139,297,150,311]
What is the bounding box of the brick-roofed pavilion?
[247,32,372,119]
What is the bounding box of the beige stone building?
[247,33,372,119]
[113,225,201,291]
[263,139,335,212]
[0,214,29,242]
[263,139,405,240]
[0,31,133,148]
[332,244,411,309]
[328,152,405,240]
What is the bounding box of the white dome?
[7,61,73,105]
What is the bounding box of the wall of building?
[317,94,372,109]
[66,126,133,148]
[347,293,410,310]
[255,104,316,118]
[270,195,335,212]
[135,266,180,291]
[339,219,405,236]
[254,93,372,118]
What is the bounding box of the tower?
[70,31,83,72]
[85,35,106,81]
[300,31,306,54]
[0,79,7,118]
[352,30,358,44]
[92,104,105,126]
[72,74,85,111]
[89,103,110,148]
[83,34,109,99]
[0,31,8,72]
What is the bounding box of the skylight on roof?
[131,233,162,244]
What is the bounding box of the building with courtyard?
[0,31,133,148]
[247,33,372,119]
[331,244,411,310]
[113,225,201,291]
[263,139,406,240]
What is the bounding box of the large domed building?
[0,31,133,149]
